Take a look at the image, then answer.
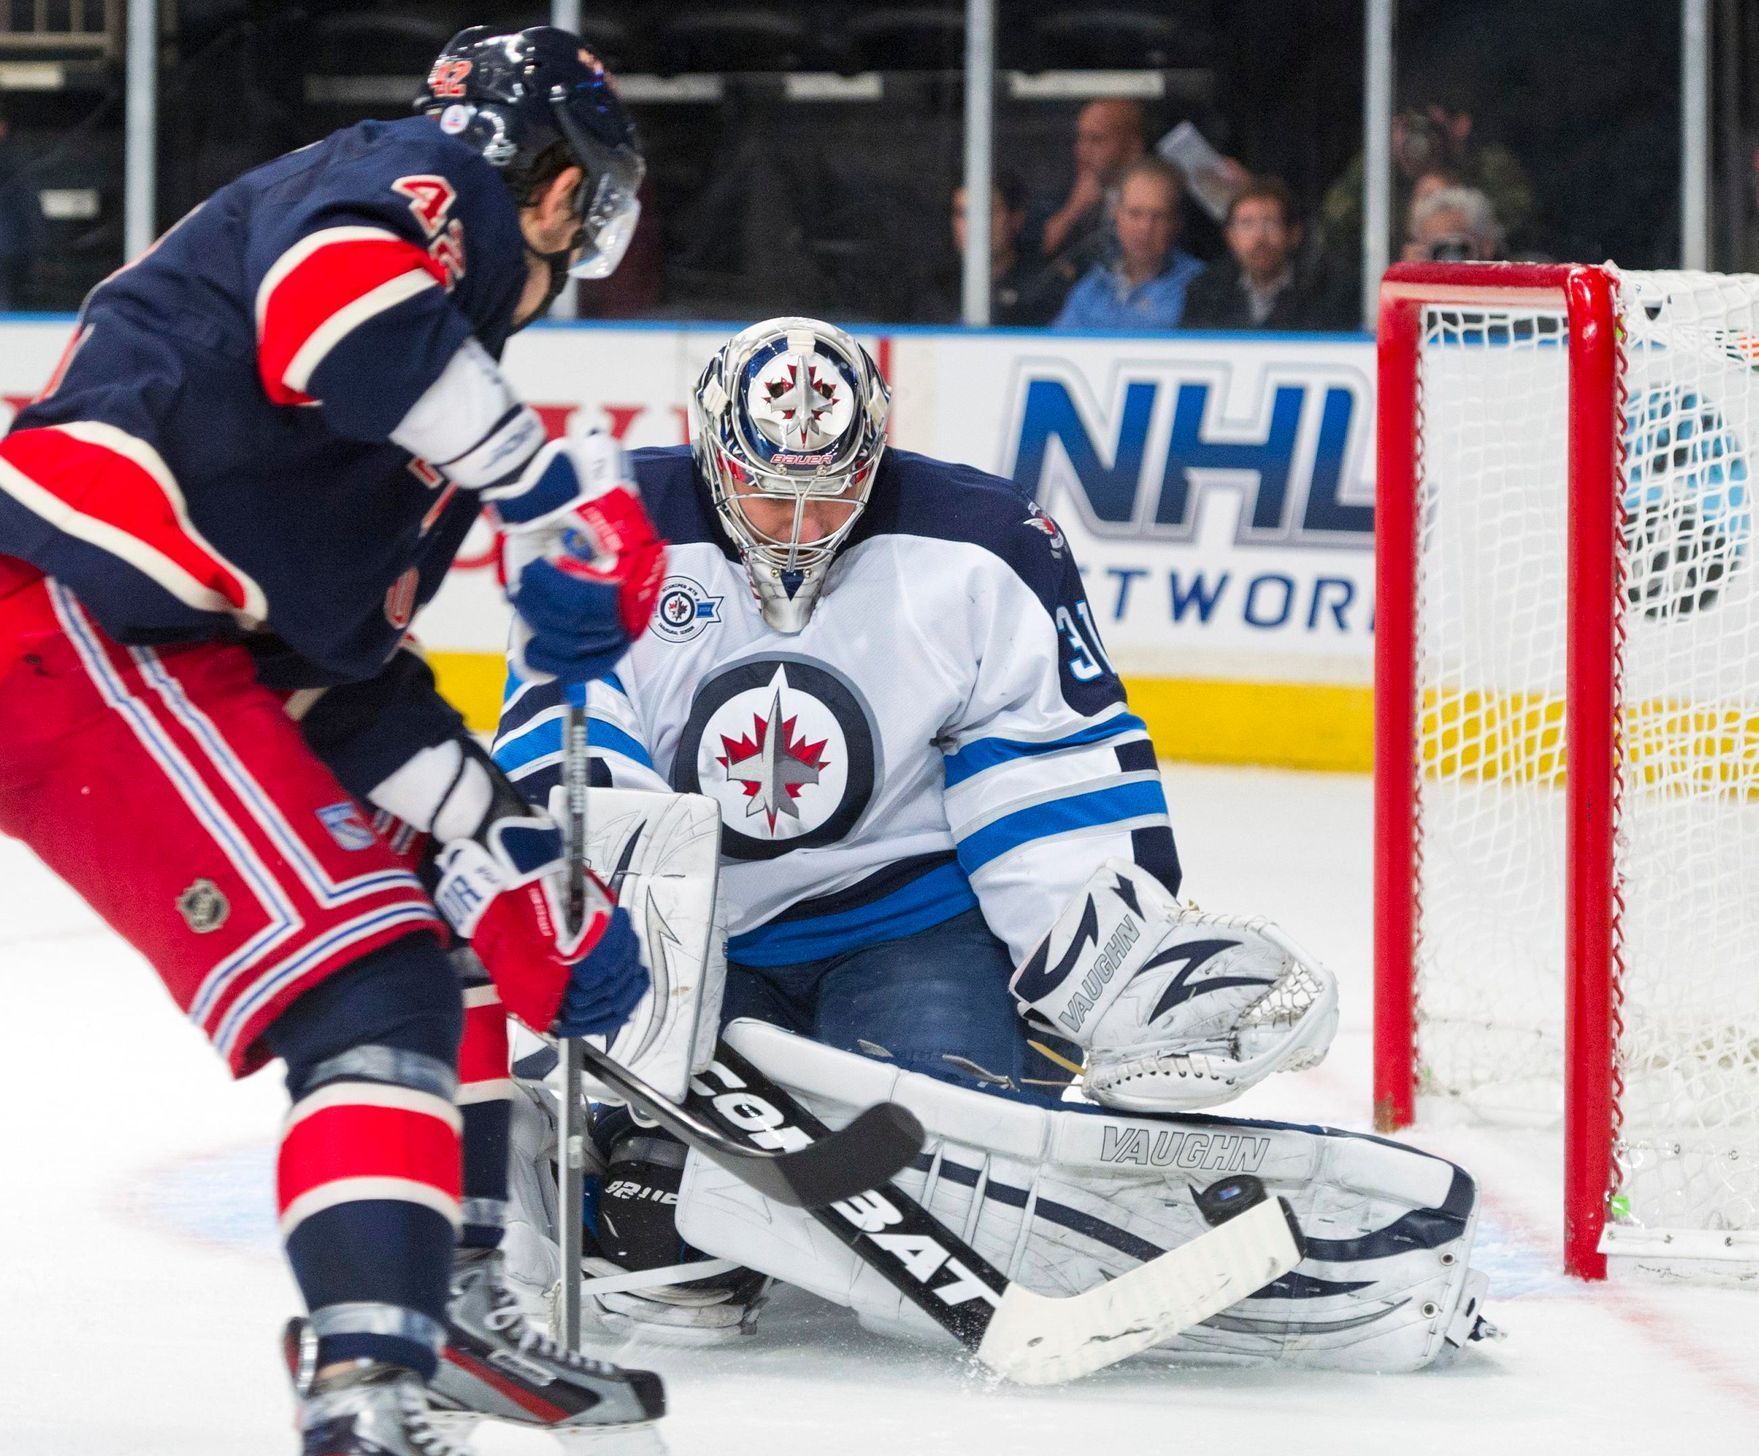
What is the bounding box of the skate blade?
[429,1409,668,1455]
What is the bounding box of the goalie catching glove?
[371,734,648,1038]
[1010,860,1339,1111]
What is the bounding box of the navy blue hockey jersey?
[0,116,535,687]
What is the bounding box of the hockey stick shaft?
[556,694,591,1350]
[688,1044,1304,1385]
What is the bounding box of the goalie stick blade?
[972,1195,1302,1386]
[580,1040,926,1209]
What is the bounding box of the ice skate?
[430,1248,666,1451]
[297,1360,477,1456]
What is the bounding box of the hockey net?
[1375,262,1759,1276]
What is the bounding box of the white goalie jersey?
[492,444,1179,970]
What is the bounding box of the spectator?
[1408,166,1463,219]
[951,170,1068,326]
[1039,98,1147,271]
[0,111,41,309]
[1182,177,1341,330]
[1319,103,1533,314]
[1053,158,1202,331]
[1404,185,1503,262]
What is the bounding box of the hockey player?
[488,318,1498,1371]
[0,25,670,1456]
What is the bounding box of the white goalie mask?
[691,317,890,632]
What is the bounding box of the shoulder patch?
[1022,499,1067,556]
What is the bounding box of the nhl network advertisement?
[0,319,1378,767]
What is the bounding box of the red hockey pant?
[0,557,443,1075]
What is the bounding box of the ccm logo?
[691,1059,999,1310]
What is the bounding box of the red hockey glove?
[489,432,666,685]
[433,811,648,1038]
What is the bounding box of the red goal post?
[1374,262,1622,1280]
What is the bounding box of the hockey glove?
[433,811,649,1039]
[489,431,666,685]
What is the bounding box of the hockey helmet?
[692,318,890,633]
[415,25,644,280]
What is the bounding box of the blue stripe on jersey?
[943,713,1149,787]
[1131,824,1182,895]
[492,715,654,775]
[729,860,979,968]
[499,672,625,737]
[956,780,1169,873]
[500,757,610,802]
[493,714,560,773]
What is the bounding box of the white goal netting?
[1412,270,1759,1253]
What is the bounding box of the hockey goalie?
[483,315,1500,1377]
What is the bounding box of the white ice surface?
[4,762,1758,1455]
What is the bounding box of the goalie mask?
[691,318,890,632]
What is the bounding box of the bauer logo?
[1005,364,1374,547]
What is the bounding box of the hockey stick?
[556,693,592,1349]
[576,1036,927,1208]
[688,1044,1306,1386]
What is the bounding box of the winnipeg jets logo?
[746,350,854,461]
[1022,501,1066,556]
[673,658,877,861]
[717,688,831,831]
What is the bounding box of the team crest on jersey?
[672,658,877,861]
[178,879,230,934]
[651,575,724,643]
[1023,501,1066,556]
[317,802,378,852]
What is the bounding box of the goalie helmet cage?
[1374,260,1759,1280]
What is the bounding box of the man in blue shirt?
[1053,156,1203,331]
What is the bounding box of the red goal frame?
[1372,261,1622,1280]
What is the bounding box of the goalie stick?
[688,1044,1306,1386]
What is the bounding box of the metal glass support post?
[124,0,158,261]
[1682,0,1711,270]
[1362,0,1394,330]
[550,0,584,319]
[961,0,996,327]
